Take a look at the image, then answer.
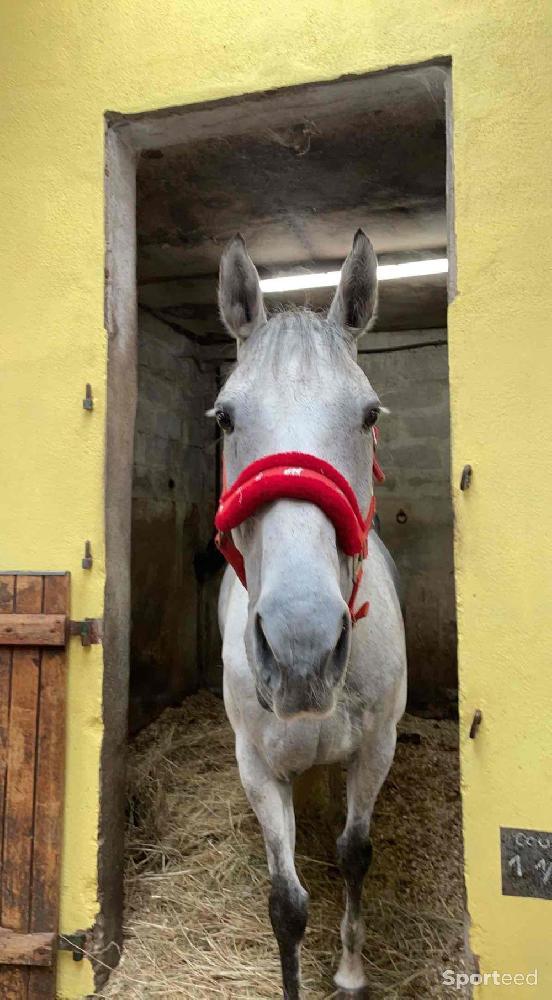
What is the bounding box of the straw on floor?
[97,691,471,999]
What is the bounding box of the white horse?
[214,230,407,999]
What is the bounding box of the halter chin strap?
[214,428,383,626]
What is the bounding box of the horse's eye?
[363,407,380,429]
[215,408,234,434]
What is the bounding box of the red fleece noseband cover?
[215,448,381,623]
[217,452,369,554]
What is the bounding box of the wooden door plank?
[1,576,43,1000]
[0,931,54,968]
[14,578,43,615]
[0,968,30,1000]
[0,650,12,885]
[0,578,15,996]
[1,654,40,928]
[0,577,16,614]
[0,650,11,812]
[28,576,69,1000]
[0,615,66,648]
[42,575,69,617]
[0,577,15,908]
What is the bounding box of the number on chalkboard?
[508,855,522,877]
[535,859,552,885]
[501,827,552,900]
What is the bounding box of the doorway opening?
[100,61,470,996]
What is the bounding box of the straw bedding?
[97,691,471,999]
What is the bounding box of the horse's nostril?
[325,611,352,682]
[255,614,279,688]
[256,615,269,655]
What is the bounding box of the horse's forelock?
[238,308,354,375]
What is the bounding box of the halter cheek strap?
[214,430,383,626]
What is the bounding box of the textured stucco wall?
[1,2,551,997]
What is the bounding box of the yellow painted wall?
[1,1,550,996]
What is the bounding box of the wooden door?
[0,573,69,999]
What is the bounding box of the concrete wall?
[131,310,220,730]
[360,328,456,708]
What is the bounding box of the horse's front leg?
[334,722,397,996]
[235,734,308,1000]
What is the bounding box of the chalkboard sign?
[501,827,552,900]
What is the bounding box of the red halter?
[214,428,384,626]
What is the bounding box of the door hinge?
[68,618,103,646]
[58,932,86,961]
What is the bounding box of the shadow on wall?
[362,329,457,712]
[129,310,223,733]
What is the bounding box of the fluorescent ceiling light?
[259,257,448,293]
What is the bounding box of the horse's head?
[215,230,381,720]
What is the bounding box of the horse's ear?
[218,234,267,341]
[328,229,378,337]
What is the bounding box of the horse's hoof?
[334,989,372,999]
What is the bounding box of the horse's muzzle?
[252,600,352,720]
